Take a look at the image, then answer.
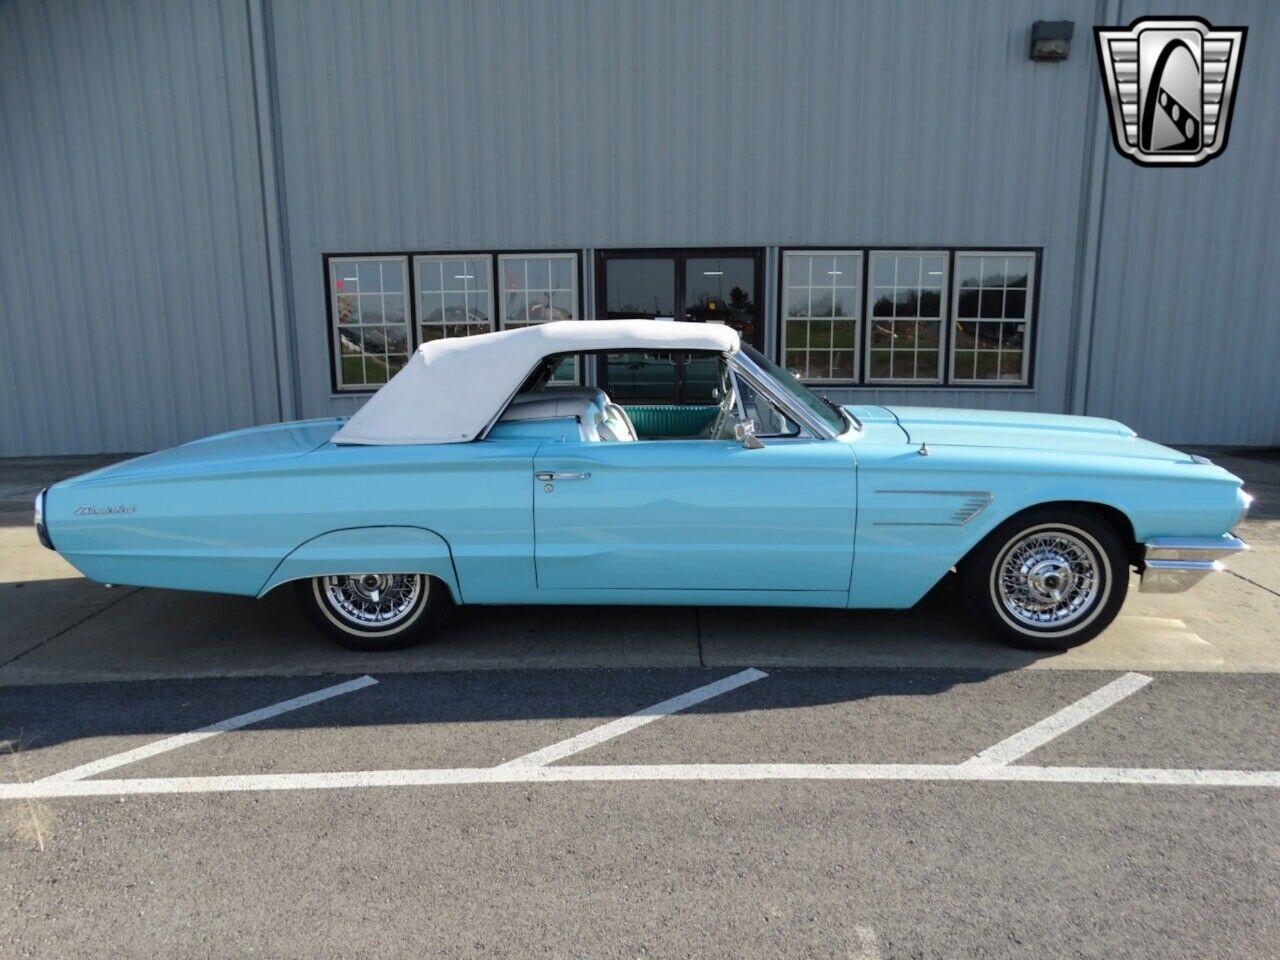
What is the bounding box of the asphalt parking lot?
[2,450,1278,959]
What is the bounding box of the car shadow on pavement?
[0,573,1078,765]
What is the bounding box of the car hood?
[877,405,1195,463]
[58,419,344,488]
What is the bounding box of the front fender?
[258,526,462,601]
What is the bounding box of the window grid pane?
[781,251,860,382]
[416,255,494,344]
[331,257,410,390]
[499,253,579,381]
[865,253,945,383]
[951,254,1033,384]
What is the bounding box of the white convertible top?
[332,319,740,445]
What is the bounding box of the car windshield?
[739,343,848,434]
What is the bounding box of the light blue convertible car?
[35,320,1249,652]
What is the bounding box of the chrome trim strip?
[872,489,993,527]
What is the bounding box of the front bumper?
[1139,534,1248,593]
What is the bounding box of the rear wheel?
[297,573,450,651]
[960,507,1129,651]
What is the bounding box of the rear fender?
[258,526,462,601]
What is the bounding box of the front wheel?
[960,508,1129,651]
[297,573,451,651]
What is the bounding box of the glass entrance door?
[597,248,763,403]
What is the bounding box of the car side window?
[733,373,801,438]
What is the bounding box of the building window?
[499,253,579,380]
[329,256,410,390]
[416,255,494,342]
[781,251,861,381]
[866,252,947,383]
[498,253,579,327]
[951,253,1034,384]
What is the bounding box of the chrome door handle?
[535,472,591,481]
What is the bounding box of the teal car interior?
[36,320,1250,653]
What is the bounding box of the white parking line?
[11,667,1271,803]
[3,761,1279,800]
[39,675,378,783]
[499,668,769,768]
[962,671,1153,768]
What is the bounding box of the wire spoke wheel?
[321,573,423,629]
[996,530,1101,629]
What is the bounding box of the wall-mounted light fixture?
[1030,20,1074,61]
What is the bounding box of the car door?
[531,437,857,594]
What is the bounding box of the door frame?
[594,247,765,401]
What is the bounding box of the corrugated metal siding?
[2,0,1276,453]
[1084,0,1280,445]
[0,0,279,455]
[268,0,1100,420]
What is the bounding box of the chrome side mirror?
[734,420,765,449]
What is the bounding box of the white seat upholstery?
[598,402,638,442]
[500,388,608,442]
[499,388,637,443]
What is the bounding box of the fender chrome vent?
[949,494,994,525]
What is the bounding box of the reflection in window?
[685,258,757,345]
[499,254,578,327]
[416,255,493,342]
[866,252,946,383]
[781,252,860,381]
[499,253,578,380]
[330,257,410,390]
[952,254,1033,383]
[605,259,676,319]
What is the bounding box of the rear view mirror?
[734,420,765,449]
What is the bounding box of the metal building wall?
[1,0,1276,454]
[1082,1,1280,445]
[267,0,1101,423]
[0,0,280,456]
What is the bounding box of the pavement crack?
[1226,569,1280,600]
[0,587,142,670]
[694,607,705,667]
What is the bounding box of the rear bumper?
[34,487,54,550]
[1139,534,1248,593]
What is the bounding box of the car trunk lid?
[62,419,343,487]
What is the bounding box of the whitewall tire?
[297,573,451,651]
[960,508,1129,651]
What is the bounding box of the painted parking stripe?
[499,668,769,767]
[3,761,1280,800]
[963,671,1153,768]
[39,675,379,783]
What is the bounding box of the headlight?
[34,487,54,550]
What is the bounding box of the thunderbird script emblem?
[1094,16,1246,166]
